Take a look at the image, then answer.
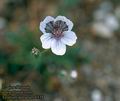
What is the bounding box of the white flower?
[91,89,103,101]
[70,70,78,79]
[39,16,77,55]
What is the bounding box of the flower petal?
[40,16,54,33]
[55,16,73,31]
[40,33,53,49]
[51,39,66,55]
[61,31,77,46]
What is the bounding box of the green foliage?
[1,26,91,76]
[57,0,80,15]
[63,0,80,7]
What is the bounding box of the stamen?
[45,20,68,38]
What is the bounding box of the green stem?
[40,49,48,55]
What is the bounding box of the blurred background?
[0,0,120,101]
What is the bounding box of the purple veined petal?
[54,16,73,31]
[61,31,77,46]
[51,39,66,55]
[40,33,53,49]
[40,16,54,34]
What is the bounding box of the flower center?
[45,20,68,38]
[53,28,62,37]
